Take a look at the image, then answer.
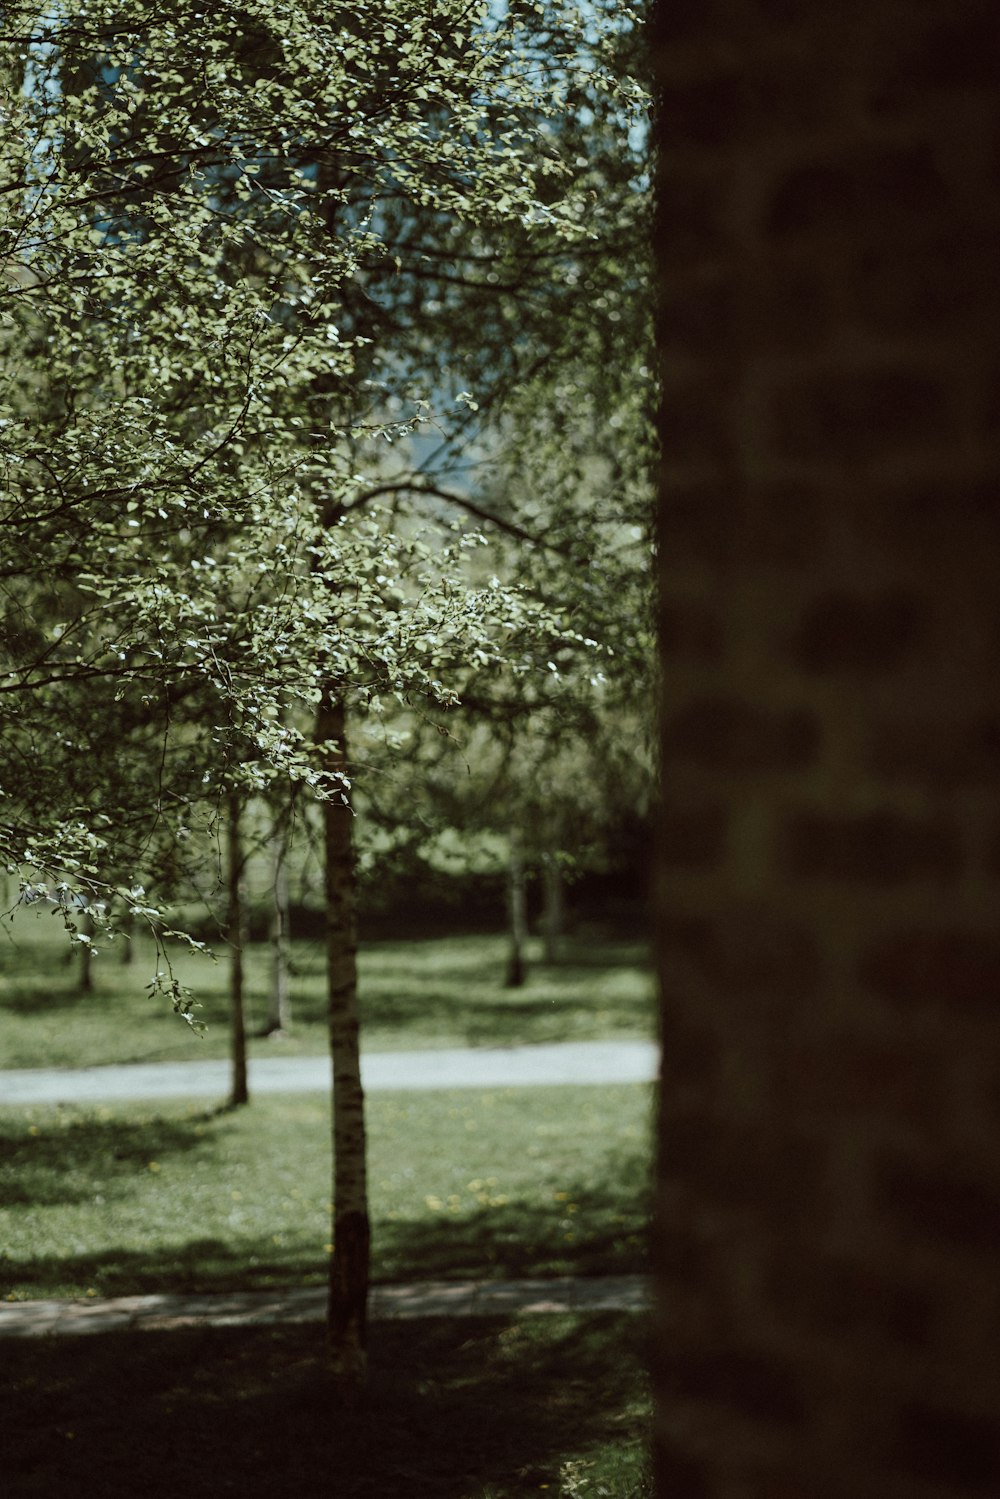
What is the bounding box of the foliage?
[1,0,645,955]
[344,4,656,899]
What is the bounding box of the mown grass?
[0,917,653,1069]
[0,1084,650,1300]
[2,923,654,1491]
[3,1313,651,1499]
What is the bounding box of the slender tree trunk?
[227,792,249,1109]
[78,908,96,993]
[262,825,291,1035]
[314,165,368,1385]
[541,849,565,965]
[318,689,369,1389]
[505,828,528,988]
[119,904,135,965]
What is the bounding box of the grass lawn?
[0,919,653,1070]
[2,1314,651,1499]
[2,925,654,1495]
[0,1083,651,1300]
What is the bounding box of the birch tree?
[3,0,639,1382]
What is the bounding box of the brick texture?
[667,697,820,772]
[659,1343,807,1425]
[777,1033,942,1125]
[652,0,1000,1492]
[657,596,724,662]
[894,1405,1000,1492]
[659,800,729,868]
[765,1249,931,1347]
[792,591,927,675]
[766,146,952,241]
[661,907,821,1006]
[877,1159,1000,1254]
[657,478,827,566]
[769,367,952,463]
[871,716,1000,787]
[784,810,961,883]
[875,5,1000,100]
[860,931,1000,1016]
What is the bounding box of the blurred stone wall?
[651,2,1000,1494]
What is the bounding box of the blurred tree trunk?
[541,850,565,964]
[119,904,135,966]
[262,825,291,1035]
[505,828,528,987]
[318,688,369,1389]
[227,791,249,1109]
[78,908,96,993]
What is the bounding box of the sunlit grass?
[0,919,653,1069]
[0,1083,651,1300]
[1,922,655,1494]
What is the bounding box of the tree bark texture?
[226,792,249,1109]
[318,690,370,1388]
[505,828,528,988]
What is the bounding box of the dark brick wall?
[651,1,1000,1494]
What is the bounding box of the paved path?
[0,1275,649,1339]
[0,1039,658,1106]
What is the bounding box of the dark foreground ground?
[3,1312,650,1499]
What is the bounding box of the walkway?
[0,1039,658,1106]
[0,1275,649,1339]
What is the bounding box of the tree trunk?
[78,908,96,993]
[119,904,135,965]
[318,689,369,1389]
[262,824,291,1036]
[227,792,249,1109]
[541,850,565,965]
[505,829,528,988]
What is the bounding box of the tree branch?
[345,481,572,556]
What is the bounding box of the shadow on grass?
[0,1113,209,1207]
[374,1166,650,1285]
[0,973,89,1015]
[356,962,653,1046]
[365,992,652,1048]
[2,1313,651,1499]
[1,1238,321,1298]
[0,932,653,1067]
[3,1164,648,1298]
[456,995,653,1048]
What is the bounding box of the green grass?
[0,917,654,1069]
[2,1314,652,1499]
[0,1084,651,1300]
[1,925,654,1492]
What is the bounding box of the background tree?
[3,0,644,1384]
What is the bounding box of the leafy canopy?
[1,1,641,952]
